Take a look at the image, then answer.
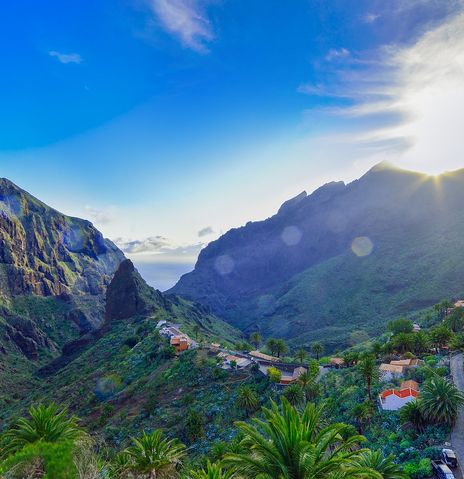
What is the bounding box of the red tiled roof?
[380,388,419,400]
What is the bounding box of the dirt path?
[451,353,464,476]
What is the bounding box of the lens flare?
[281,226,302,246]
[214,254,234,275]
[351,236,374,257]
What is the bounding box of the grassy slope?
[229,218,464,349]
[1,305,267,456]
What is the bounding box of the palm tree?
[295,348,307,364]
[0,404,86,459]
[224,399,380,479]
[124,429,186,478]
[399,401,426,434]
[266,338,279,356]
[420,377,464,426]
[282,384,304,406]
[357,354,379,401]
[352,401,375,434]
[354,450,406,479]
[311,342,324,360]
[236,386,259,415]
[250,332,261,349]
[274,339,289,358]
[189,460,235,479]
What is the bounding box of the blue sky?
[1,0,463,289]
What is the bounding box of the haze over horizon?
[1,0,464,289]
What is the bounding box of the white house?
[379,380,419,411]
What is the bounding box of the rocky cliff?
[0,178,124,371]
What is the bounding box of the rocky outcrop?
[105,259,165,321]
[2,308,54,360]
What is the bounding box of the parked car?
[442,449,458,468]
[432,460,455,479]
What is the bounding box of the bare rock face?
[0,178,124,300]
[105,259,165,321]
[0,178,126,364]
[2,309,54,360]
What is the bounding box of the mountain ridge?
[170,163,464,348]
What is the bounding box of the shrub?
[403,458,432,479]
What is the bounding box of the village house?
[217,352,252,369]
[390,358,423,367]
[170,335,189,353]
[329,357,345,368]
[379,363,406,381]
[380,358,422,381]
[280,366,307,385]
[412,323,421,333]
[249,350,280,363]
[455,300,464,308]
[379,380,419,411]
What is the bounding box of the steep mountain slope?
[0,178,125,404]
[1,259,244,447]
[171,164,464,347]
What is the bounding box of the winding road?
[451,353,464,476]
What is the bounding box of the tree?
[371,342,384,358]
[0,404,87,460]
[311,342,324,360]
[189,460,235,479]
[236,386,259,415]
[357,354,379,401]
[297,371,320,402]
[429,325,454,351]
[193,324,200,340]
[282,384,304,406]
[295,347,307,364]
[184,409,204,442]
[352,401,375,434]
[399,401,426,434]
[451,332,464,351]
[444,312,464,333]
[420,377,464,426]
[124,430,186,478]
[249,332,261,348]
[267,367,282,384]
[224,399,379,479]
[412,332,430,355]
[434,300,452,320]
[266,338,279,356]
[354,450,406,479]
[389,333,415,354]
[387,318,413,335]
[274,339,288,358]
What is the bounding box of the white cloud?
[325,48,350,61]
[299,10,464,176]
[114,235,204,260]
[84,205,116,225]
[362,13,380,23]
[145,0,214,52]
[114,236,171,254]
[49,51,82,64]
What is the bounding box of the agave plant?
[189,460,235,479]
[224,398,380,479]
[124,429,186,478]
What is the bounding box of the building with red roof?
[379,380,419,411]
